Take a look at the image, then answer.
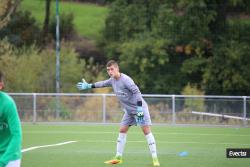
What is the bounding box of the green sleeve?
[0,101,22,166]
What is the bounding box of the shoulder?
[106,77,114,83]
[121,73,135,84]
[121,73,133,81]
[0,92,15,108]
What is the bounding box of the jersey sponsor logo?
[115,90,128,97]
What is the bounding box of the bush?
[0,10,41,47]
[182,83,204,112]
[0,40,106,93]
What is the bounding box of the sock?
[145,133,158,158]
[116,133,127,157]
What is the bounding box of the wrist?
[137,101,142,106]
[87,84,93,89]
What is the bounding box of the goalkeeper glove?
[136,106,144,123]
[77,78,92,90]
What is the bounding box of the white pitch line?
[22,141,77,153]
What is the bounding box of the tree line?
[1,0,250,95]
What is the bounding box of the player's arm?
[0,101,22,167]
[125,77,143,103]
[76,78,112,90]
[124,77,144,122]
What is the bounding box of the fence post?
[33,93,37,124]
[172,95,176,125]
[243,96,247,127]
[102,94,106,123]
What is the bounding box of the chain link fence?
[9,93,250,127]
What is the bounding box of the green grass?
[22,124,250,167]
[20,0,108,39]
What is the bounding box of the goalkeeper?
[0,71,22,167]
[77,60,160,166]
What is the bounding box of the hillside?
[20,0,108,39]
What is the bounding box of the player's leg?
[104,125,129,164]
[104,113,135,164]
[139,106,160,166]
[141,126,160,166]
[115,125,129,158]
[6,159,21,167]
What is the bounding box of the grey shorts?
[121,106,152,126]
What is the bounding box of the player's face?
[107,65,119,78]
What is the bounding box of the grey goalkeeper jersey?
[94,73,147,114]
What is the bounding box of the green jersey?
[0,91,22,167]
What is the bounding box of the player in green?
[0,71,22,167]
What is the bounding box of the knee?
[119,127,128,133]
[142,126,151,135]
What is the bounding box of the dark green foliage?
[0,10,41,47]
[49,12,76,40]
[203,40,250,95]
[100,0,250,95]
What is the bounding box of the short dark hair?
[106,60,119,68]
[0,71,3,82]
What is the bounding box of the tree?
[203,40,250,95]
[0,10,41,47]
[100,0,213,93]
[100,0,250,95]
[43,0,51,43]
[180,0,250,95]
[0,0,19,29]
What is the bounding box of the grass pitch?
[22,124,250,167]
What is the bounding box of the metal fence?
[9,93,250,127]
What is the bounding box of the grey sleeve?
[125,77,143,103]
[94,78,112,88]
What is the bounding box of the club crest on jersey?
[0,122,8,130]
